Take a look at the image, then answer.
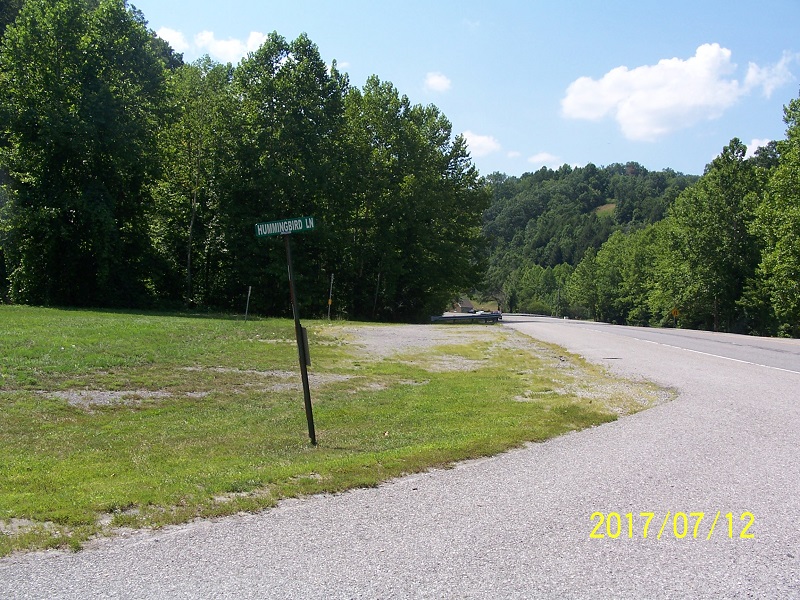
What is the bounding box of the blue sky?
[132,0,800,177]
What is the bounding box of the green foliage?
[225,33,348,316]
[655,139,760,331]
[744,96,800,336]
[558,109,800,337]
[149,57,237,306]
[483,163,696,315]
[0,0,166,306]
[486,90,800,338]
[2,0,796,335]
[0,6,487,321]
[0,0,25,38]
[338,77,489,320]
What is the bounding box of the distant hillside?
[481,162,699,311]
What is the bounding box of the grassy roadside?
[0,306,669,556]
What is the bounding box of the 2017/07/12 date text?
[590,511,754,540]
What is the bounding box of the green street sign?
[255,216,315,237]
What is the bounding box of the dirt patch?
[182,366,353,392]
[0,519,57,535]
[46,390,171,409]
[335,324,499,360]
[182,367,297,378]
[329,323,670,414]
[44,368,355,410]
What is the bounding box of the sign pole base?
[284,234,317,446]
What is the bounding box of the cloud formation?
[528,152,562,167]
[156,28,267,64]
[745,138,772,159]
[157,27,190,53]
[463,131,501,157]
[745,51,796,97]
[561,44,796,141]
[424,72,452,93]
[195,31,267,63]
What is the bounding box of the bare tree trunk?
[186,137,200,306]
[186,191,196,305]
[372,272,380,318]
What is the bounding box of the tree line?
[3,1,798,335]
[481,98,800,337]
[481,162,698,316]
[0,0,488,321]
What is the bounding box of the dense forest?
[481,126,798,337]
[482,163,698,314]
[0,0,488,321]
[1,1,799,336]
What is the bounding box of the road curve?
[1,317,799,598]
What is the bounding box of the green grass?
[595,202,616,216]
[0,306,666,555]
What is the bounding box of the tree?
[655,139,759,331]
[0,0,166,306]
[150,57,236,306]
[480,162,697,306]
[226,32,349,315]
[747,94,800,336]
[0,0,25,39]
[568,247,599,318]
[341,76,489,320]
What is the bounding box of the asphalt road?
[2,316,799,599]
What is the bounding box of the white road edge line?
[506,320,800,376]
[634,337,800,376]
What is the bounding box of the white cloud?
[528,152,562,167]
[156,28,266,64]
[507,150,521,159]
[744,51,797,98]
[424,72,452,93]
[246,32,268,53]
[157,27,190,53]
[561,44,797,142]
[463,131,501,157]
[195,31,266,64]
[745,138,772,159]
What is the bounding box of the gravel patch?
[45,390,171,409]
[335,324,500,359]
[181,366,353,391]
[329,323,670,413]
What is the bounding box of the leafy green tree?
[748,95,800,336]
[567,247,599,318]
[592,231,627,323]
[0,0,166,305]
[226,32,349,314]
[150,57,236,306]
[596,226,657,324]
[341,76,488,320]
[480,162,697,306]
[0,0,25,38]
[654,139,759,331]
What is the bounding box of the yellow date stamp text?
[590,511,755,540]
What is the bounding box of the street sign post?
[255,216,317,445]
[255,216,315,238]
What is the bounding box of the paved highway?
[1,316,799,598]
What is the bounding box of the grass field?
[0,306,667,555]
[594,202,617,216]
